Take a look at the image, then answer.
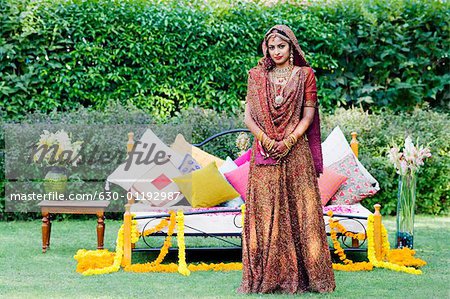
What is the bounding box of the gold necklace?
[272,65,293,78]
[270,66,293,105]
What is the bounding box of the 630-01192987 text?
[8,191,183,201]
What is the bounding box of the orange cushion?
[318,168,348,206]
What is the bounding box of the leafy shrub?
[1,0,448,121]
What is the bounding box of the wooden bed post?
[350,132,360,248]
[122,203,132,267]
[127,132,135,153]
[350,132,359,158]
[373,204,383,260]
[126,132,136,205]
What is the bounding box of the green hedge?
[1,103,449,220]
[1,0,449,120]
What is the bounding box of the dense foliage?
[1,0,449,120]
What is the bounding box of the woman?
[237,25,336,294]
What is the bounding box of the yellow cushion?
[172,162,240,208]
[170,134,225,168]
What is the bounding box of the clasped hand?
[257,130,298,160]
[268,141,290,160]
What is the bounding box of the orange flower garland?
[388,248,427,268]
[141,218,169,237]
[124,211,176,272]
[75,209,246,276]
[176,210,191,276]
[75,207,426,276]
[328,211,373,271]
[74,249,115,274]
[366,215,424,275]
[328,211,426,274]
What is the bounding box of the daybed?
[106,127,384,264]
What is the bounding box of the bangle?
[282,133,297,151]
[283,139,292,150]
[257,130,264,142]
[288,133,298,144]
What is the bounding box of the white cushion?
[322,126,379,190]
[107,129,184,191]
[131,161,185,208]
[218,157,238,176]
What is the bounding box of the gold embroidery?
[304,92,318,107]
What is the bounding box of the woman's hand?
[269,141,290,159]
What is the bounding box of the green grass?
[0,215,449,298]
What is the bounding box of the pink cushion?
[327,153,378,205]
[318,168,348,206]
[234,149,251,166]
[223,161,250,201]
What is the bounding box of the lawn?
[0,215,449,298]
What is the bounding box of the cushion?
[223,161,250,201]
[107,129,184,191]
[218,156,238,175]
[234,148,252,166]
[218,157,244,207]
[321,126,379,191]
[131,161,185,208]
[170,134,225,168]
[172,161,240,208]
[218,196,245,208]
[327,153,378,205]
[178,153,202,175]
[318,168,348,206]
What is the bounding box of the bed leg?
[123,204,132,267]
[373,204,383,260]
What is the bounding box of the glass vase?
[395,173,417,249]
[44,166,68,196]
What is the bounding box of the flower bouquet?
[33,129,83,194]
[388,136,431,248]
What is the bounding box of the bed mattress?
[130,203,373,235]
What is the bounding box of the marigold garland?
[176,210,191,276]
[328,211,426,275]
[74,249,115,274]
[141,218,169,237]
[366,215,423,275]
[75,207,426,276]
[328,211,373,271]
[75,210,243,275]
[124,211,176,272]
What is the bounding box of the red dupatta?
[246,25,323,176]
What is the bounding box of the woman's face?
[267,36,290,68]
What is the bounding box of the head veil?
[258,24,310,70]
[248,24,323,175]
